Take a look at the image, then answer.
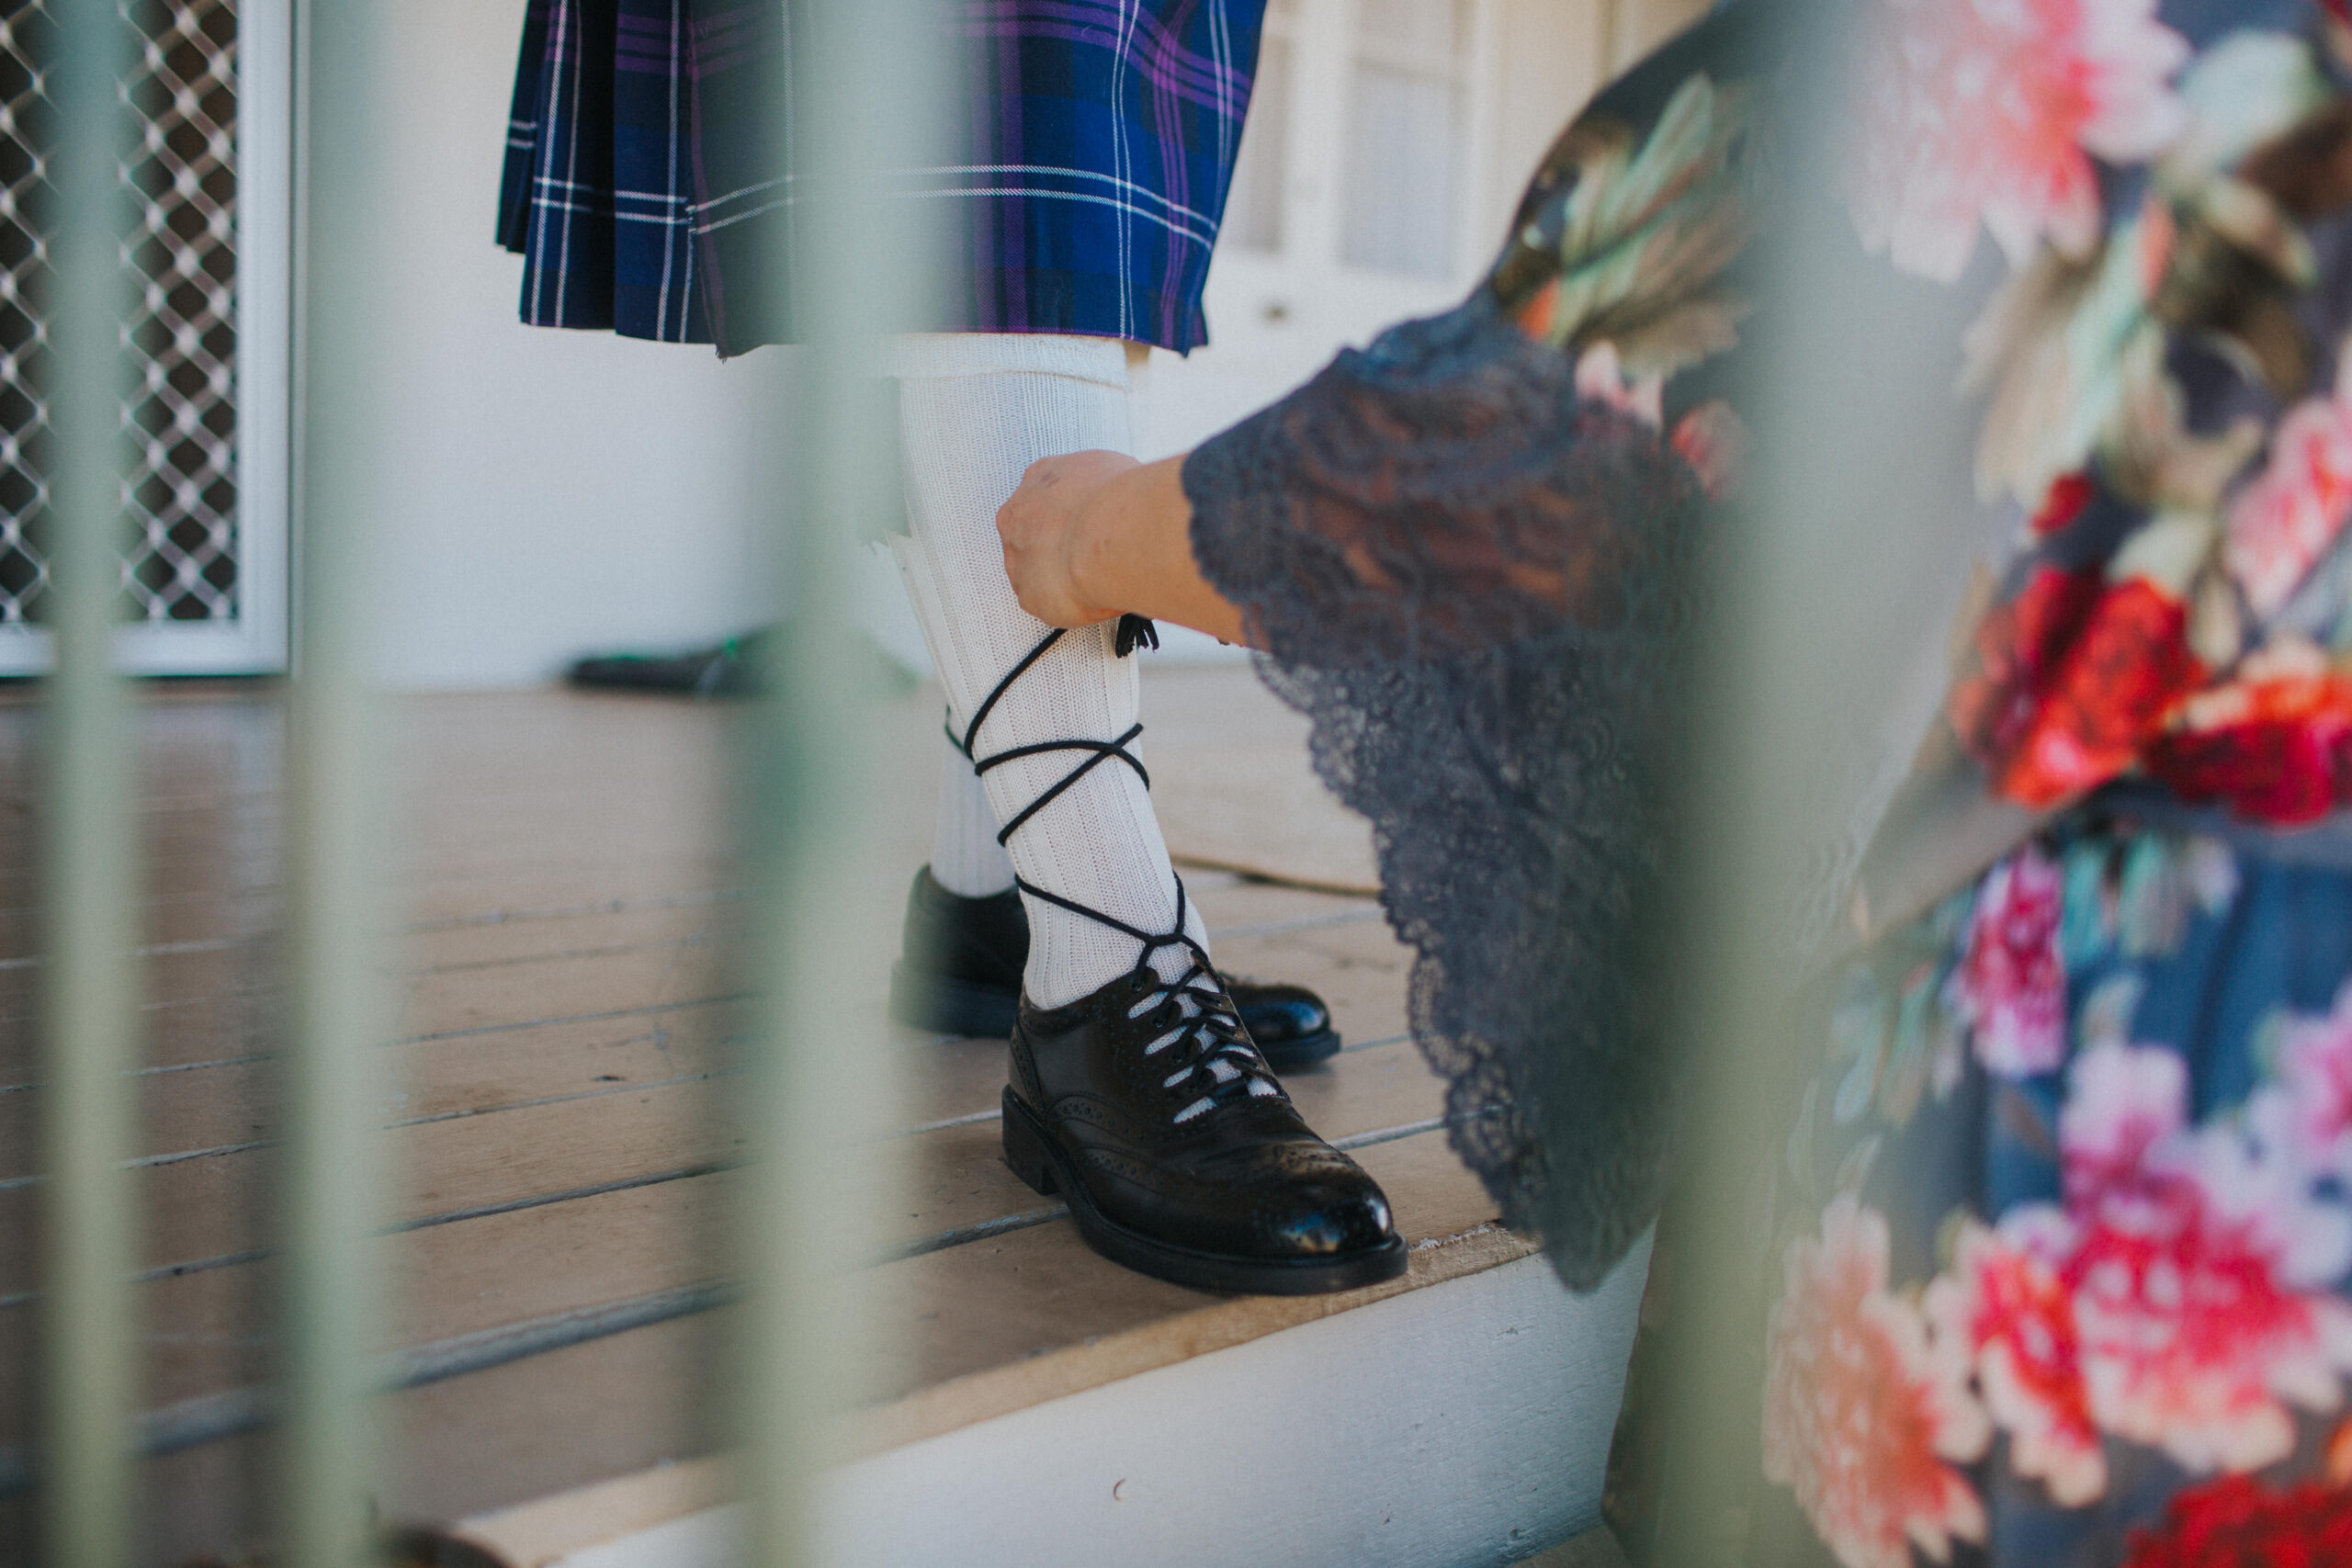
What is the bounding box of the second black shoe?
[888,868,1343,1068]
[1003,961,1405,1295]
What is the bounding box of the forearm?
[1072,457,1251,647]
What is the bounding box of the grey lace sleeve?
[1182,299,1709,1290]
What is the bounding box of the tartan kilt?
[499,1,1267,357]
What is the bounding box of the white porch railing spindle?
[40,2,141,1563]
[279,1,396,1562]
[736,5,938,1562]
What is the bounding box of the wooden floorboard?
[0,1026,1453,1426]
[0,673,1518,1558]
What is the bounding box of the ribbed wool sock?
[929,728,1016,898]
[888,333,1211,1009]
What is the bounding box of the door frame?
[0,0,293,676]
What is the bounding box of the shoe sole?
[999,1087,1408,1296]
[893,963,1345,1072]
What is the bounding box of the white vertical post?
[1637,7,1985,1561]
[1458,0,1502,284]
[1288,0,1353,274]
[39,1,141,1562]
[279,0,395,1562]
[733,3,936,1562]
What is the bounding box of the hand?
[996,449,1139,628]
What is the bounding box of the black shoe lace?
[1123,947,1280,1123]
[952,620,1278,1120]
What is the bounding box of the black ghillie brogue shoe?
[889,868,1343,1068]
[926,622,1385,1291]
[1002,960,1405,1295]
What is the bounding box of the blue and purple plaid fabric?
[499,0,709,344]
[499,0,1266,355]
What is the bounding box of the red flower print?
[2120,1473,2352,1568]
[2148,673,2352,826]
[1951,845,2069,1077]
[1764,1196,1990,1568]
[1951,567,2103,774]
[1928,1215,2107,1504]
[1846,0,2188,281]
[1515,277,1560,341]
[2031,472,2098,537]
[2225,365,2352,616]
[2330,1415,2352,1487]
[1670,400,1748,502]
[1949,567,2204,808]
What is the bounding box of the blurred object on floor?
[564,629,918,700]
[567,631,766,698]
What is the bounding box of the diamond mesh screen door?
[0,0,291,675]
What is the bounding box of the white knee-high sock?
[888,333,1210,1008]
[930,729,1016,897]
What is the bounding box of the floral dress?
[1758,0,2352,1562]
[1180,0,2352,1562]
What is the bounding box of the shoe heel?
[1000,1089,1058,1196]
[889,963,1019,1039]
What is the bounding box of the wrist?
[1066,472,1127,621]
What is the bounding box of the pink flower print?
[2065,1139,2352,1472]
[2045,1043,2352,1473]
[2225,356,2352,616]
[1848,0,2190,282]
[1927,1045,2352,1499]
[2258,983,2352,1184]
[1952,846,2069,1078]
[1573,343,1664,427]
[1764,1196,1991,1568]
[1928,1214,2108,1504]
[2186,1122,2352,1294]
[2059,1039,2187,1206]
[2030,471,2099,538]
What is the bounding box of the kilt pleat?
[500,1,1266,358]
[499,0,710,344]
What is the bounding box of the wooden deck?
[0,665,1547,1565]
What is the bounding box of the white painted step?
[461,1239,1650,1568]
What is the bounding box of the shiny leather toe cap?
[1257,1178,1396,1257]
[1089,1136,1399,1263]
[1217,1140,1396,1258]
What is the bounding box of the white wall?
[370,0,784,692]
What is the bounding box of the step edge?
[859,1220,1532,1455]
[449,1220,1535,1567]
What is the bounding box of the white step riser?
[559,1240,1649,1568]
